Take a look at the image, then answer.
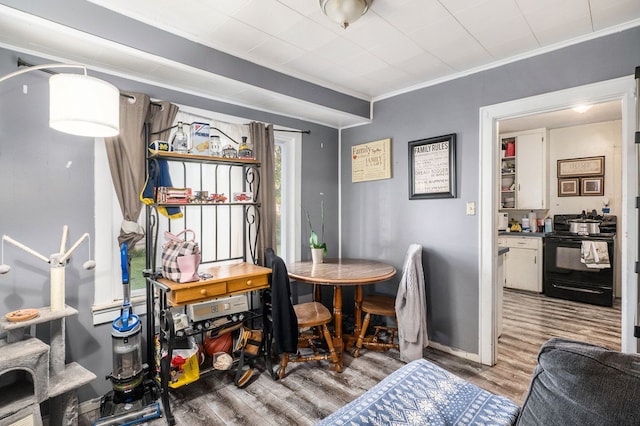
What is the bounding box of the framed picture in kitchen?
[558,178,579,196]
[557,156,604,177]
[408,133,456,199]
[581,176,604,196]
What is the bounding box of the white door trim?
[479,76,638,365]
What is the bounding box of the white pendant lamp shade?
[320,0,370,29]
[49,73,120,137]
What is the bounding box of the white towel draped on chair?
[580,241,610,269]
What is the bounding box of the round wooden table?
[288,258,397,371]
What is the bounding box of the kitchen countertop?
[498,247,509,255]
[498,231,548,237]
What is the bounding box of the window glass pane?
[129,244,146,292]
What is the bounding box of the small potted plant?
[306,200,327,264]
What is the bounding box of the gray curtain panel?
[105,93,178,248]
[251,122,276,265]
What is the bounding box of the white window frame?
[93,105,301,324]
[275,131,302,264]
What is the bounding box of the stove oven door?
[543,235,614,306]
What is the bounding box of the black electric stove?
[549,212,617,235]
[543,212,616,307]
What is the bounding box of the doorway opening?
[478,76,638,365]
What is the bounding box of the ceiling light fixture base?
[319,0,371,29]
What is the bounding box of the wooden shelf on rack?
[150,151,260,166]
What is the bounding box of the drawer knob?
[246,280,252,286]
[200,289,207,295]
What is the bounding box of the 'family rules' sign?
[409,134,456,199]
[352,138,392,183]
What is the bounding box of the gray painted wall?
[340,27,640,352]
[0,46,338,402]
[1,8,639,405]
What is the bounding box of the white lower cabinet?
[497,235,543,292]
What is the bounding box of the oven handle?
[546,236,613,244]
[546,237,592,244]
[551,283,605,294]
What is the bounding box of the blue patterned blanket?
[317,358,520,426]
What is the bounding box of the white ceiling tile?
[339,14,405,50]
[395,52,454,79]
[284,53,333,75]
[362,66,411,85]
[275,0,319,16]
[533,24,594,46]
[201,0,254,15]
[482,32,540,58]
[590,0,640,30]
[248,36,306,66]
[332,74,378,97]
[367,36,425,66]
[409,15,492,67]
[374,0,449,33]
[318,65,362,87]
[448,0,524,36]
[517,0,593,43]
[208,18,270,56]
[439,0,541,60]
[335,51,389,76]
[312,37,365,62]
[276,18,339,52]
[232,0,303,35]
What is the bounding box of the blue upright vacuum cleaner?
[94,243,161,425]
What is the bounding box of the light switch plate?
[466,202,476,215]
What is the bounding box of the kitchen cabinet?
[498,235,543,292]
[499,129,548,210]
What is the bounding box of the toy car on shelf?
[210,193,227,203]
[233,192,253,202]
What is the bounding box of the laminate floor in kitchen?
[105,289,620,425]
[423,288,622,405]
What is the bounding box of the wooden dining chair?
[353,244,424,358]
[264,249,339,378]
[352,293,399,357]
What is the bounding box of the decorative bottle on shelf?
[208,135,221,157]
[238,136,254,159]
[171,122,189,153]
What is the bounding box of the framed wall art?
[558,178,579,197]
[581,176,604,196]
[408,133,456,199]
[352,138,392,183]
[557,156,604,177]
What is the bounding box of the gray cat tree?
[0,227,96,425]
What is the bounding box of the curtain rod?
[119,92,163,108]
[17,57,163,108]
[274,128,310,134]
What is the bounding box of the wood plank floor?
[131,289,621,425]
[423,289,621,405]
